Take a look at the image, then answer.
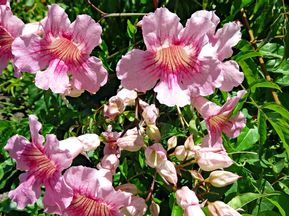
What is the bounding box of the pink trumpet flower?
[0,5,24,76]
[4,115,73,209]
[12,4,107,94]
[117,8,236,107]
[46,166,131,215]
[192,90,246,147]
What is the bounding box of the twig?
[176,106,189,128]
[240,8,281,105]
[85,0,146,18]
[145,172,157,202]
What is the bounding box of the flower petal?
[154,74,191,107]
[35,59,69,93]
[142,7,183,51]
[213,21,241,61]
[12,34,50,72]
[223,112,246,138]
[187,57,223,96]
[8,173,41,209]
[220,60,244,91]
[4,135,31,170]
[28,115,44,147]
[180,12,215,45]
[69,14,102,54]
[0,55,9,74]
[44,134,73,170]
[0,6,24,37]
[117,49,160,92]
[42,4,70,37]
[71,56,107,93]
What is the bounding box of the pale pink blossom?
[206,170,240,187]
[157,160,178,186]
[117,8,226,107]
[104,88,138,120]
[120,196,147,216]
[97,154,119,174]
[0,5,24,76]
[142,104,159,125]
[192,90,246,147]
[208,201,241,216]
[12,4,107,94]
[104,96,126,120]
[196,147,233,171]
[174,135,195,161]
[58,134,100,158]
[145,143,167,168]
[46,166,131,215]
[4,115,73,209]
[193,11,244,91]
[176,186,205,216]
[102,127,144,154]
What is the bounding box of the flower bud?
[167,136,177,151]
[116,88,137,106]
[150,201,160,216]
[146,124,161,142]
[176,186,205,216]
[174,146,194,161]
[142,104,159,125]
[206,171,240,187]
[117,127,144,152]
[145,143,167,168]
[196,151,233,171]
[208,201,241,216]
[104,96,125,120]
[97,154,119,174]
[157,160,178,186]
[184,135,194,151]
[120,196,147,216]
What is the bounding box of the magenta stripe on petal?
[0,26,13,56]
[64,193,117,216]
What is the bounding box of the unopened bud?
[150,201,160,216]
[145,143,167,168]
[167,136,177,151]
[206,171,240,188]
[146,124,161,142]
[208,201,241,216]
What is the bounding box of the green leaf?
[250,80,281,93]
[260,43,284,59]
[262,103,289,121]
[267,118,289,157]
[236,126,259,151]
[127,19,137,39]
[171,202,183,216]
[234,51,263,62]
[257,111,267,145]
[238,60,258,85]
[265,198,286,216]
[276,75,289,86]
[228,192,279,209]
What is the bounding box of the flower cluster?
[3,3,246,216]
